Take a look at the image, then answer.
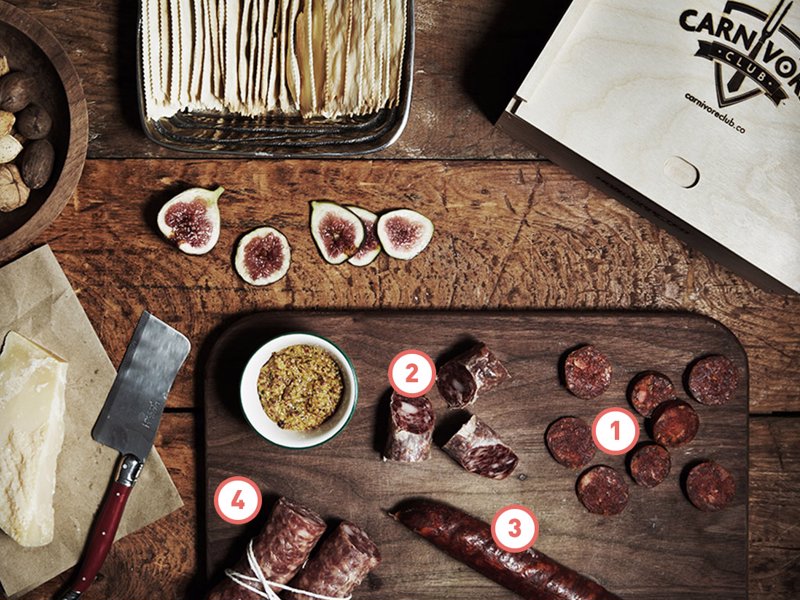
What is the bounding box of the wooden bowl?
[0,1,87,262]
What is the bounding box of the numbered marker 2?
[388,350,436,398]
[592,407,640,455]
[214,476,262,525]
[491,504,539,552]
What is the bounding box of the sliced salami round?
[546,416,595,469]
[437,343,509,408]
[629,443,671,488]
[687,355,739,406]
[563,345,612,400]
[651,399,699,447]
[686,461,736,511]
[629,371,675,417]
[576,465,629,516]
[384,392,435,462]
[285,521,381,600]
[208,496,326,600]
[443,415,519,480]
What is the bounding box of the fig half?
[157,186,224,255]
[346,206,381,266]
[376,209,434,260]
[310,201,365,264]
[234,227,291,285]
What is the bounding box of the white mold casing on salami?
[436,343,510,409]
[443,415,519,480]
[384,392,435,462]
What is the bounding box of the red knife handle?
[60,454,143,598]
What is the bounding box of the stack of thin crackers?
[141,0,408,120]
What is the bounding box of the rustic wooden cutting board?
[204,311,748,600]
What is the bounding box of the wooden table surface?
[4,1,798,599]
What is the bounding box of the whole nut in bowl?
[240,333,358,449]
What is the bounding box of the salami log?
[629,444,671,488]
[384,392,435,462]
[576,466,629,516]
[651,399,699,447]
[628,371,675,417]
[208,497,326,600]
[686,461,735,512]
[443,414,519,480]
[392,499,623,600]
[687,355,739,406]
[437,343,509,408]
[564,345,612,400]
[283,521,380,600]
[546,416,596,469]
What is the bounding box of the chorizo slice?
[546,416,596,469]
[564,345,612,400]
[436,343,509,408]
[651,399,699,447]
[284,521,381,600]
[384,392,435,462]
[443,414,519,480]
[392,498,623,600]
[629,371,675,417]
[687,355,739,406]
[629,443,671,488]
[686,461,736,512]
[208,496,326,600]
[576,465,629,516]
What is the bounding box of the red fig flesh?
[376,209,434,260]
[346,206,381,266]
[310,201,365,264]
[157,186,224,255]
[234,227,291,285]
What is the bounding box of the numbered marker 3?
[214,476,263,524]
[388,349,436,397]
[592,407,640,455]
[492,504,539,552]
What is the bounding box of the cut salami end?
[577,465,629,516]
[443,415,519,480]
[436,343,509,408]
[687,355,739,406]
[546,416,595,469]
[629,443,671,488]
[564,345,612,400]
[384,392,435,462]
[686,461,736,512]
[651,399,700,448]
[629,371,675,417]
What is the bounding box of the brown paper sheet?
[0,246,183,598]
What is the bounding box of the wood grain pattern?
[0,0,88,261]
[27,159,799,414]
[204,311,748,600]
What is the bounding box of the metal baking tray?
[136,0,414,157]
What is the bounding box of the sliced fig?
[310,201,364,264]
[157,186,224,255]
[376,209,434,260]
[234,227,291,285]
[346,206,381,266]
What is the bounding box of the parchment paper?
[0,246,183,598]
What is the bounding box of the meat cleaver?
[59,312,190,599]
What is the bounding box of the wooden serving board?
[204,311,748,600]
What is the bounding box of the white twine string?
[225,539,352,600]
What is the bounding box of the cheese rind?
[0,331,67,547]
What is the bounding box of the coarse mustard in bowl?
[240,333,358,449]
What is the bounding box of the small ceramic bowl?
[240,333,358,449]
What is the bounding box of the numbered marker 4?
[388,350,436,398]
[214,476,263,524]
[592,407,640,455]
[491,504,539,553]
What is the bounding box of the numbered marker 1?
[388,350,436,398]
[214,476,262,525]
[592,407,640,455]
[491,504,539,553]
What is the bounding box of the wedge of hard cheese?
[0,331,67,547]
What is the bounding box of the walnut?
[0,164,30,212]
